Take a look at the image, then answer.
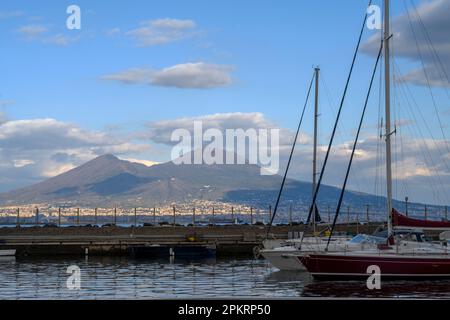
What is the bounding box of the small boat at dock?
[129,244,216,259]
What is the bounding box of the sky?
[0,0,449,205]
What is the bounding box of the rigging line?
[391,9,400,202]
[393,58,450,173]
[320,73,364,194]
[395,67,441,172]
[393,66,409,198]
[375,0,384,206]
[392,55,398,200]
[402,119,444,205]
[265,70,315,236]
[378,138,386,211]
[399,110,441,205]
[374,52,384,205]
[409,0,450,96]
[326,42,383,251]
[403,0,450,156]
[395,70,447,203]
[392,54,410,200]
[393,86,411,201]
[397,110,442,204]
[394,92,409,197]
[305,0,372,225]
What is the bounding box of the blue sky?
[0,0,449,205]
[1,1,374,127]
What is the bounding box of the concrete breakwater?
[0,223,384,257]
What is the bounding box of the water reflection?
[0,257,449,299]
[302,279,450,298]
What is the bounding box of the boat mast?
[384,0,393,237]
[312,67,319,231]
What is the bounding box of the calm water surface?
[0,256,449,299]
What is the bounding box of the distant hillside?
[0,154,438,215]
[0,154,285,207]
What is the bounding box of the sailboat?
[299,0,450,279]
[260,67,380,271]
[392,209,450,230]
[261,67,322,270]
[261,233,383,271]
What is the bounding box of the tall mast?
[312,67,319,228]
[384,0,393,237]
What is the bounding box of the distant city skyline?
[0,0,449,205]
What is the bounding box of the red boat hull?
[392,209,450,230]
[300,254,450,280]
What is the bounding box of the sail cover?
[392,208,450,229]
[314,205,322,222]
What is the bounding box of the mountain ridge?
[0,154,438,213]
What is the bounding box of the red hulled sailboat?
[298,0,450,280]
[392,209,450,230]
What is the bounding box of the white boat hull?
[261,235,379,271]
[0,249,16,256]
[261,250,305,271]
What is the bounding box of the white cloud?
[106,27,121,36]
[41,163,76,178]
[144,112,450,203]
[0,11,24,20]
[102,68,154,84]
[126,18,197,46]
[147,112,279,144]
[103,62,234,89]
[0,118,108,149]
[400,65,450,88]
[145,112,310,157]
[120,157,159,167]
[43,34,73,46]
[362,0,450,88]
[17,24,78,46]
[0,100,15,107]
[0,117,152,189]
[152,63,233,88]
[17,24,48,37]
[151,18,195,29]
[285,134,450,205]
[0,111,447,204]
[13,159,34,168]
[93,143,150,155]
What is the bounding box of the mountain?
[0,154,429,213]
[0,154,284,206]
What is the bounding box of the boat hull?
[300,253,450,280]
[0,249,16,257]
[261,250,305,271]
[129,244,216,259]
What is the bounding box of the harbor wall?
[0,224,384,257]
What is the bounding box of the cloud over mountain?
[145,112,311,150]
[0,117,149,191]
[0,112,448,204]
